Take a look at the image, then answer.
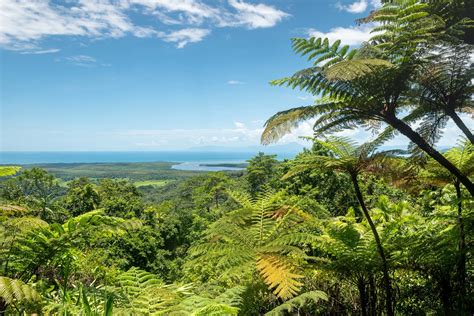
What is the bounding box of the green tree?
[63,177,100,216]
[284,137,400,316]
[261,1,474,196]
[245,153,279,196]
[412,46,474,145]
[425,138,474,308]
[97,179,143,218]
[1,168,63,220]
[191,173,230,211]
[187,190,316,300]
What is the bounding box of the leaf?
[265,291,328,315]
[256,255,303,300]
[0,166,21,177]
[0,276,41,305]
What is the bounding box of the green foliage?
[63,177,100,216]
[172,286,245,315]
[245,153,280,196]
[0,276,41,315]
[262,0,474,197]
[188,189,314,300]
[0,166,21,177]
[0,3,473,313]
[113,267,190,314]
[0,277,41,305]
[265,291,328,315]
[0,168,64,221]
[426,138,474,183]
[97,179,144,218]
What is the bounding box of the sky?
[0,0,471,151]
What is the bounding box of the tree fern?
[114,267,191,315]
[262,0,474,196]
[188,190,315,300]
[265,291,328,315]
[171,286,245,316]
[0,276,40,310]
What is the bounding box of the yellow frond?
[256,255,303,300]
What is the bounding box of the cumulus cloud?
[224,0,289,29]
[0,0,289,51]
[307,24,374,46]
[336,0,368,13]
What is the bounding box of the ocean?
[0,151,298,165]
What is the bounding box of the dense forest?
[1,0,473,315]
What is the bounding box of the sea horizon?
[0,150,299,165]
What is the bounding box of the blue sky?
[0,0,470,151]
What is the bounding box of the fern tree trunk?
[447,110,474,145]
[357,277,368,316]
[350,173,394,316]
[386,115,474,197]
[368,275,376,316]
[454,181,466,311]
[0,299,6,316]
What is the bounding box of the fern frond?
[256,255,303,300]
[325,59,393,81]
[265,291,328,315]
[115,268,191,314]
[0,276,41,305]
[261,99,341,145]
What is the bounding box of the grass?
[134,180,171,187]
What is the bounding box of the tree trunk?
[368,275,377,316]
[448,111,474,145]
[440,274,454,315]
[387,116,474,197]
[454,181,466,311]
[351,173,394,316]
[358,277,368,316]
[0,299,6,316]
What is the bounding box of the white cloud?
[121,124,263,147]
[65,55,97,63]
[370,0,382,8]
[227,80,244,85]
[0,0,289,51]
[234,121,246,128]
[159,28,210,48]
[307,24,374,46]
[225,0,289,29]
[118,118,315,149]
[128,0,220,24]
[59,54,111,67]
[337,0,368,13]
[19,48,60,54]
